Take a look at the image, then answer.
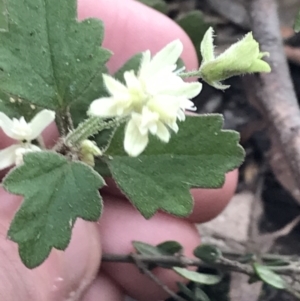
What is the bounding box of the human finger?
[0,188,102,301]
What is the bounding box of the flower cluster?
[0,110,55,170]
[88,40,202,157]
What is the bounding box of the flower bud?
[80,140,102,166]
[199,27,271,90]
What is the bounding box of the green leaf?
[177,282,195,299]
[253,263,286,289]
[174,267,221,285]
[294,10,300,33]
[0,0,8,32]
[133,241,163,256]
[0,0,111,112]
[114,53,143,82]
[0,91,40,120]
[107,115,244,218]
[137,0,168,14]
[194,244,222,263]
[3,151,104,268]
[176,11,210,61]
[133,240,182,269]
[156,241,183,255]
[194,287,211,301]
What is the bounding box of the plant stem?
[65,116,126,146]
[101,253,300,276]
[179,70,202,79]
[131,254,187,301]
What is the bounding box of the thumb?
[0,188,101,301]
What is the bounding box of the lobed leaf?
[3,151,104,268]
[107,115,244,218]
[0,0,110,113]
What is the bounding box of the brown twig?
[246,0,300,206]
[130,254,187,301]
[102,252,300,276]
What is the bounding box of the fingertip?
[77,0,198,73]
[99,197,200,301]
[82,273,125,301]
[187,170,239,223]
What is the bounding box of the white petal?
[124,119,148,157]
[172,82,202,98]
[103,74,128,96]
[89,97,121,117]
[15,144,41,166]
[150,40,183,74]
[148,123,158,135]
[140,41,183,81]
[124,71,142,91]
[157,75,202,98]
[181,99,197,111]
[177,109,186,121]
[27,110,55,140]
[147,96,180,122]
[0,144,19,170]
[0,112,17,139]
[155,122,170,142]
[140,50,151,68]
[169,121,179,133]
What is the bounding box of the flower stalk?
[65,116,127,146]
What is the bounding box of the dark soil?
[163,0,300,300]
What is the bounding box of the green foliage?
[177,283,210,301]
[0,0,8,31]
[174,267,221,285]
[156,241,183,255]
[107,115,244,218]
[194,244,222,263]
[0,0,110,115]
[253,263,286,290]
[133,240,183,269]
[133,240,182,256]
[177,11,210,61]
[137,0,168,14]
[294,10,300,32]
[114,53,143,81]
[133,241,164,256]
[194,287,211,301]
[3,151,104,268]
[0,92,40,120]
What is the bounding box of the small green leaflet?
[253,263,286,290]
[3,151,104,268]
[294,10,300,32]
[107,115,244,218]
[0,0,110,112]
[194,244,222,263]
[174,267,221,285]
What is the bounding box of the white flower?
[89,40,202,156]
[0,109,55,170]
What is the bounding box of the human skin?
[0,0,238,300]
